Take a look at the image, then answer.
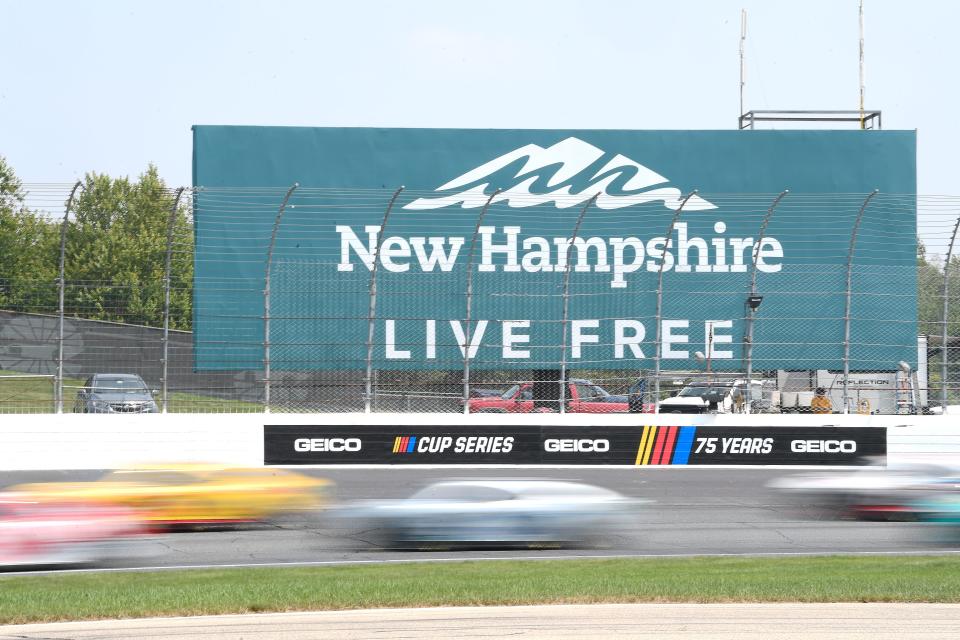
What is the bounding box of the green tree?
[66,165,193,328]
[0,156,60,312]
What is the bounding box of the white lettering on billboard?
[662,320,690,359]
[335,224,783,289]
[332,138,786,289]
[502,320,530,359]
[376,319,738,361]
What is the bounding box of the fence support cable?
[263,183,299,414]
[161,187,186,414]
[364,187,405,414]
[462,190,502,414]
[558,195,598,414]
[842,189,879,413]
[653,191,697,413]
[744,190,789,413]
[941,215,960,413]
[55,181,84,414]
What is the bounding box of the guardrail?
[0,412,956,471]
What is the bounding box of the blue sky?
[1,0,955,195]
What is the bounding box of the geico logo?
[790,439,856,453]
[544,438,611,453]
[294,438,362,452]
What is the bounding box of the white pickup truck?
[659,379,767,414]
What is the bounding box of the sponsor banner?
[264,425,539,465]
[264,425,885,465]
[194,127,917,372]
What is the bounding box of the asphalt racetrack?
[3,467,958,573]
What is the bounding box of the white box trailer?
[775,337,928,414]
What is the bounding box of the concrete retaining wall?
[1,413,957,470]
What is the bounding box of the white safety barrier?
[1,413,958,471]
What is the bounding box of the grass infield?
[2,556,960,624]
[0,369,262,413]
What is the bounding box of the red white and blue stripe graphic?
[392,436,418,453]
[635,426,696,465]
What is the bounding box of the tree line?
[0,156,192,330]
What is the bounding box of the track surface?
[3,468,958,573]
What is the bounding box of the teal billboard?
[192,126,917,372]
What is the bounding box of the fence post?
[364,187,405,414]
[744,190,788,413]
[653,191,698,413]
[941,215,960,413]
[161,187,186,414]
[55,181,83,414]
[842,189,879,414]
[462,190,502,414]
[558,195,598,414]
[264,183,299,414]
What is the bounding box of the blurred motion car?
[74,373,158,413]
[0,496,146,568]
[341,479,642,548]
[768,459,958,520]
[913,481,960,532]
[6,465,329,528]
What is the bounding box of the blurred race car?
[768,459,958,520]
[341,479,642,548]
[0,497,146,568]
[5,465,329,528]
[909,477,960,528]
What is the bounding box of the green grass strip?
[0,369,262,414]
[2,556,960,624]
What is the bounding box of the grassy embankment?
[2,556,960,624]
[0,370,261,413]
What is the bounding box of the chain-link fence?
[2,185,958,415]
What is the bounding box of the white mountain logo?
[404,136,715,211]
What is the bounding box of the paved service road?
[2,468,958,572]
[4,604,960,639]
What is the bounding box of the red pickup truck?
[467,379,633,413]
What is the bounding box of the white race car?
[341,479,643,548]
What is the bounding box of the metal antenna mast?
[740,9,747,119]
[859,0,866,129]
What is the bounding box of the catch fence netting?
[0,184,955,414]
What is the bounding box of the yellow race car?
[6,464,329,528]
